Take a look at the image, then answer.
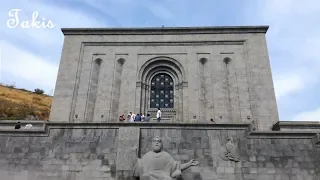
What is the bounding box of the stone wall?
[0,122,319,180]
[0,126,118,180]
[140,128,320,180]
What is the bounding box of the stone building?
[50,26,279,131]
[0,26,318,180]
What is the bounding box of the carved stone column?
[144,84,150,115]
[174,84,180,122]
[182,82,188,122]
[140,83,146,115]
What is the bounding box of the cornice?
[61,26,269,35]
[272,121,320,131]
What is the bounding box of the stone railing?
[0,120,47,132]
[0,120,319,147]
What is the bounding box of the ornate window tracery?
[150,73,174,108]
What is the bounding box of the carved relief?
[219,137,240,162]
[247,116,256,131]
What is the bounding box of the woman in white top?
[128,112,135,122]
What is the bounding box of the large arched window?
[150,73,174,108]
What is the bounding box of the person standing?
[132,113,136,122]
[14,122,21,129]
[24,123,33,129]
[144,114,150,122]
[128,112,135,122]
[135,114,141,121]
[119,115,125,122]
[156,108,162,122]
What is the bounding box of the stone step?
[150,118,172,121]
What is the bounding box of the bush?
[34,88,44,94]
[6,84,15,89]
[18,88,30,92]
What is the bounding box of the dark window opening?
[150,73,174,108]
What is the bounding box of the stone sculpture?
[246,116,256,131]
[133,136,199,180]
[219,137,240,162]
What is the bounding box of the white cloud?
[291,108,320,122]
[1,1,106,46]
[259,0,320,98]
[242,0,320,120]
[0,1,107,91]
[274,73,303,99]
[1,42,58,89]
[273,67,319,100]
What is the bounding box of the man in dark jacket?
[14,122,21,129]
[135,114,141,121]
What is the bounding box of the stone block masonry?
[50,26,280,131]
[0,122,319,180]
[11,25,319,179]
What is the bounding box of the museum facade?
[0,26,318,180]
[50,26,279,131]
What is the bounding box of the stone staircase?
[147,108,176,122]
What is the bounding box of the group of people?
[14,121,33,129]
[119,108,162,122]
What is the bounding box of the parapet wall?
[273,121,320,132]
[0,121,319,180]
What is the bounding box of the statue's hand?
[171,170,182,178]
[189,159,199,166]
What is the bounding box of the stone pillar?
[187,53,200,122]
[182,82,189,122]
[211,54,229,123]
[127,54,138,116]
[116,127,140,179]
[146,85,151,114]
[49,38,82,122]
[174,84,180,122]
[179,85,184,122]
[140,83,145,115]
[144,84,150,115]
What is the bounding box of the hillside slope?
[0,85,52,120]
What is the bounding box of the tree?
[34,88,44,94]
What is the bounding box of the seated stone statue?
[133,136,199,180]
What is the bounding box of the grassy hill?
[0,85,52,120]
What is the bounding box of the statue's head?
[152,136,163,153]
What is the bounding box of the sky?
[0,0,319,121]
